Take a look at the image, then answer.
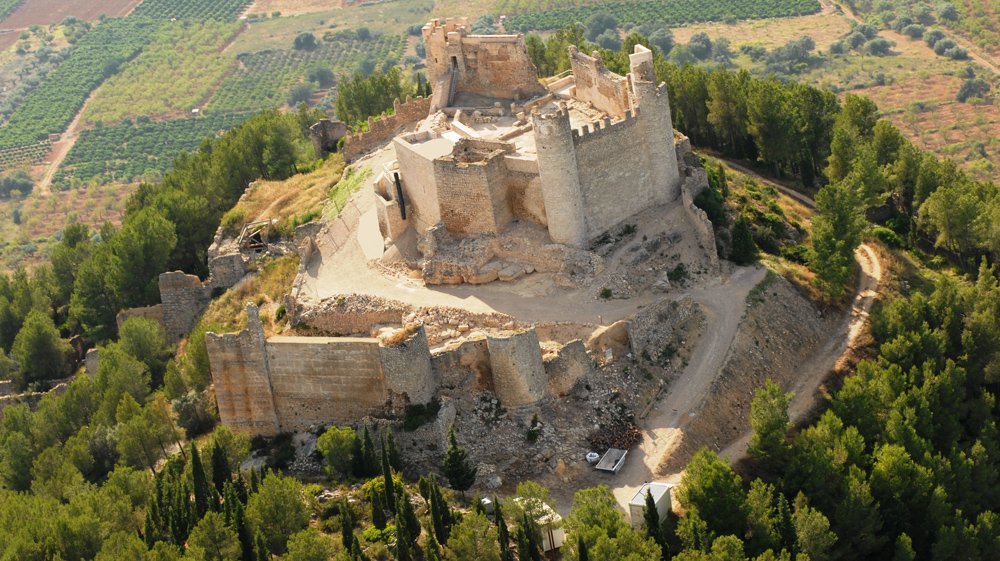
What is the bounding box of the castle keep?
[369,29,682,251]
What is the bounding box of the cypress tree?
[191,442,210,519]
[472,492,485,515]
[522,513,541,561]
[401,491,421,544]
[211,485,222,513]
[372,487,387,530]
[643,488,665,550]
[730,215,758,265]
[776,492,795,553]
[352,533,372,561]
[515,524,530,561]
[144,509,157,548]
[351,428,365,476]
[424,529,443,561]
[211,441,231,495]
[429,479,447,543]
[718,163,729,198]
[341,506,354,549]
[442,424,477,497]
[495,496,512,561]
[394,493,414,561]
[248,466,259,495]
[255,532,269,561]
[380,431,396,514]
[578,536,589,561]
[362,422,378,477]
[229,489,255,561]
[385,427,402,471]
[417,476,431,502]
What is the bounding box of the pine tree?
[362,422,378,477]
[643,488,665,551]
[144,509,157,548]
[385,427,402,472]
[495,496,512,561]
[211,441,231,495]
[578,536,589,561]
[442,424,478,497]
[776,492,795,553]
[380,431,396,514]
[372,487,387,530]
[191,442,210,519]
[351,430,365,477]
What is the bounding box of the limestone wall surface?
[208,254,247,290]
[342,96,431,162]
[380,326,437,404]
[568,47,631,119]
[310,119,348,159]
[434,148,512,236]
[160,272,214,342]
[395,134,442,232]
[544,339,591,397]
[486,328,549,411]
[573,111,664,241]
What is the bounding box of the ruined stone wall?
[266,337,388,431]
[342,96,431,162]
[0,381,69,418]
[117,304,165,332]
[208,254,246,290]
[206,304,281,436]
[568,47,631,119]
[506,172,547,227]
[293,294,407,336]
[159,272,213,343]
[486,328,549,411]
[573,111,663,241]
[675,135,720,271]
[433,149,512,236]
[544,339,591,397]
[379,325,437,404]
[423,19,545,103]
[310,119,349,159]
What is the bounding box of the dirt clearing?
[243,0,346,16]
[1,0,141,27]
[671,2,851,51]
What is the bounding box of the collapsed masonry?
[206,303,590,436]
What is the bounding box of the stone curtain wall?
[159,272,213,342]
[572,111,665,241]
[342,96,432,162]
[206,304,281,436]
[568,47,631,119]
[309,119,349,159]
[266,337,388,432]
[208,305,438,436]
[675,134,720,272]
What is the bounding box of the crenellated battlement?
[571,108,640,145]
[341,95,431,162]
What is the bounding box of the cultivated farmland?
[130,0,255,22]
[0,0,142,27]
[502,0,823,30]
[209,34,406,113]
[0,17,155,149]
[52,113,253,188]
[82,20,243,125]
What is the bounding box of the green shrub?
[730,215,758,265]
[695,185,727,228]
[220,206,247,236]
[871,227,902,248]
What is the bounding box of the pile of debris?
[587,422,642,452]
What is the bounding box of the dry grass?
[225,154,346,237]
[0,183,135,272]
[671,6,852,51]
[199,254,300,336]
[380,323,421,347]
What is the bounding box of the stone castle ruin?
[210,18,723,439]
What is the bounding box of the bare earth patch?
[1,0,141,27]
[671,3,851,51]
[243,0,345,16]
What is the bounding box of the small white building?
[512,498,565,551]
[629,482,674,529]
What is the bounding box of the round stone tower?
[532,104,588,248]
[486,328,550,411]
[629,45,681,203]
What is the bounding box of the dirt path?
[37,95,89,196]
[608,265,768,510]
[718,243,881,462]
